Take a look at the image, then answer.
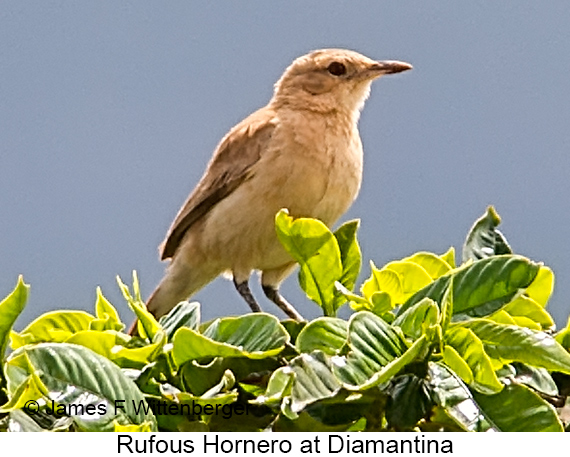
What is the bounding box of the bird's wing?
[160,107,278,259]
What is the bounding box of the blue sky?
[2,2,569,328]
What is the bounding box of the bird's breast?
[274,112,364,225]
[196,111,364,274]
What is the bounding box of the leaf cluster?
[1,206,570,432]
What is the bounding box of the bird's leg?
[233,277,262,313]
[262,285,304,322]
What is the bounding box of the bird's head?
[272,49,412,115]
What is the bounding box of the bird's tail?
[127,260,220,335]
[127,279,194,336]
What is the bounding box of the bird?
[131,49,411,334]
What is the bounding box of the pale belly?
[198,137,363,274]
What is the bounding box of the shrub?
[1,207,569,432]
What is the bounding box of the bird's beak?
[367,60,413,77]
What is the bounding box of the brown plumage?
[130,49,411,334]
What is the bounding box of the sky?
[2,2,570,329]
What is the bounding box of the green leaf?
[3,343,157,431]
[431,363,560,432]
[0,368,48,413]
[386,374,432,429]
[444,326,503,394]
[253,366,295,408]
[385,261,433,299]
[450,255,539,320]
[11,311,95,349]
[442,345,473,384]
[360,262,382,298]
[0,276,29,393]
[509,315,541,331]
[275,209,342,316]
[430,364,560,432]
[335,336,428,391]
[374,262,432,306]
[337,283,393,319]
[430,361,557,432]
[65,330,165,368]
[173,329,244,364]
[393,297,439,340]
[332,311,427,389]
[177,358,225,396]
[345,311,408,365]
[202,313,289,350]
[299,391,378,430]
[440,277,453,332]
[472,384,563,432]
[440,247,456,269]
[158,301,200,340]
[360,251,455,311]
[462,206,512,262]
[502,295,554,330]
[368,292,393,317]
[335,282,370,308]
[489,310,517,326]
[461,319,570,374]
[285,351,342,415]
[403,252,453,279]
[172,313,289,365]
[362,263,403,305]
[525,266,554,307]
[161,372,242,431]
[275,398,366,432]
[180,356,279,396]
[333,219,362,294]
[399,255,540,321]
[509,362,558,397]
[4,409,65,432]
[166,369,238,407]
[555,316,570,351]
[295,317,348,355]
[114,421,155,432]
[428,362,494,431]
[280,320,305,345]
[117,272,162,340]
[91,286,123,331]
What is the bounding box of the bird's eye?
[327,61,347,76]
